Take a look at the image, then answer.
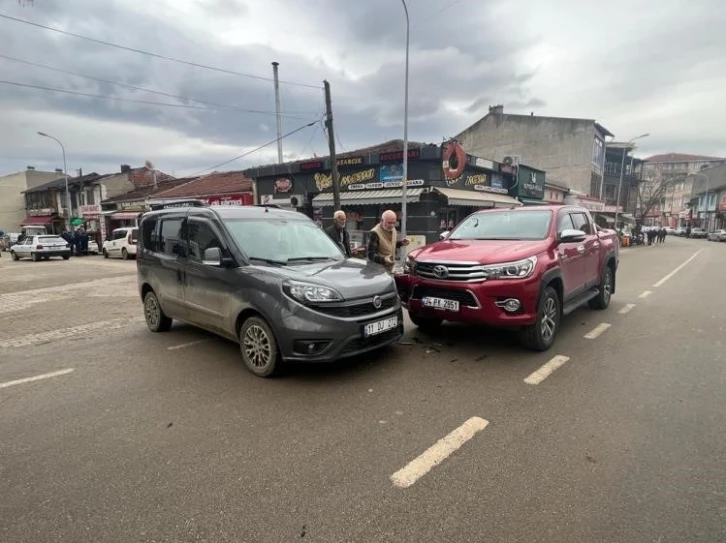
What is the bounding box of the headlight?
[403,256,415,274]
[283,281,343,303]
[481,256,537,279]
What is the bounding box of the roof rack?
[147,198,208,211]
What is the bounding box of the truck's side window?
[558,213,575,233]
[570,213,591,235]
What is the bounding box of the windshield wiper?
[286,256,337,263]
[248,256,287,266]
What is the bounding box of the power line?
[412,0,470,29]
[0,12,323,90]
[0,54,319,116]
[0,79,317,119]
[191,120,320,176]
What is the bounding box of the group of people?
[324,209,410,271]
[646,227,668,246]
[60,227,93,256]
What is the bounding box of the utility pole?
[323,80,341,210]
[272,62,283,164]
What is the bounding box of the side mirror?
[202,247,223,266]
[558,229,587,243]
[439,230,450,241]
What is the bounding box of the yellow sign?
[315,168,376,191]
[464,174,487,186]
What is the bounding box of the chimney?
[55,168,63,173]
[120,164,131,173]
[489,104,504,115]
[27,166,35,170]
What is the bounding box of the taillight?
[65,244,70,248]
[127,233,133,244]
[36,245,43,250]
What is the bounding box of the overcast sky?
[0,0,724,178]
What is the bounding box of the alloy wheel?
[244,325,272,369]
[541,296,557,341]
[144,295,160,328]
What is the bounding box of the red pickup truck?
[395,205,619,351]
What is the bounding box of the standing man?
[325,210,363,257]
[367,209,409,271]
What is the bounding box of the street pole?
[272,62,283,164]
[400,0,410,244]
[615,133,649,232]
[38,131,71,231]
[323,80,341,210]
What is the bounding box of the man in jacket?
[325,210,363,258]
[367,209,409,270]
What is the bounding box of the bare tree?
[637,163,683,223]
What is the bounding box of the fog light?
[293,340,330,355]
[496,298,521,313]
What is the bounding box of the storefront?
[249,141,523,248]
[20,209,63,234]
[511,165,547,205]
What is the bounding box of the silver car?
[10,235,71,261]
[707,229,726,242]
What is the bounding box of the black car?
[137,204,403,377]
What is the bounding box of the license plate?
[363,316,398,338]
[422,297,460,311]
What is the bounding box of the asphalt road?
[1,238,724,543]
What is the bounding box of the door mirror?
[559,229,587,243]
[439,230,450,241]
[202,247,223,266]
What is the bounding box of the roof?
[645,153,726,164]
[466,108,614,138]
[23,172,107,193]
[103,177,195,203]
[129,167,175,187]
[432,187,522,208]
[155,171,253,199]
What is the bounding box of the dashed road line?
[0,317,144,348]
[653,249,702,288]
[0,368,74,389]
[618,303,636,315]
[639,291,653,299]
[167,339,216,350]
[524,355,571,385]
[584,323,611,339]
[390,417,489,488]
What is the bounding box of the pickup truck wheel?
[239,316,281,378]
[409,312,443,332]
[520,286,560,351]
[143,291,173,332]
[589,266,614,310]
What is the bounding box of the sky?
[0,0,724,178]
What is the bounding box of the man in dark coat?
[325,210,364,258]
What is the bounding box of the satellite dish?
[145,160,155,170]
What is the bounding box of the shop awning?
[311,188,424,207]
[111,211,142,220]
[518,197,548,206]
[433,187,522,208]
[20,215,57,225]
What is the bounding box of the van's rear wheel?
[143,291,172,332]
[239,316,281,378]
[520,286,560,351]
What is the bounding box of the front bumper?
[395,272,541,327]
[272,297,404,363]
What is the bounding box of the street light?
[38,131,71,231]
[615,133,649,231]
[400,0,410,249]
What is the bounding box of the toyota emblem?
[372,295,382,309]
[433,265,449,279]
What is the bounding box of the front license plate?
[363,316,398,338]
[422,297,460,311]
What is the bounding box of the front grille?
[342,327,401,355]
[310,293,398,318]
[414,261,486,282]
[411,285,478,307]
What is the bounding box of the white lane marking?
[524,355,571,385]
[618,303,636,315]
[167,339,216,350]
[639,291,653,299]
[0,368,74,389]
[653,249,703,288]
[390,417,489,488]
[584,323,611,339]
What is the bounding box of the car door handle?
[577,245,585,253]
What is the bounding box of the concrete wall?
[456,114,598,195]
[98,173,135,201]
[0,170,60,233]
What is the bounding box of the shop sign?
[377,179,424,189]
[380,163,404,182]
[274,178,293,193]
[379,149,420,162]
[299,160,324,171]
[120,201,146,211]
[518,169,546,199]
[204,193,253,206]
[474,185,509,194]
[604,205,622,213]
[719,193,726,211]
[314,168,376,191]
[472,157,495,170]
[566,196,605,212]
[461,173,488,191]
[28,208,55,216]
[80,204,101,216]
[337,156,363,167]
[349,182,384,191]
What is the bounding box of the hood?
[255,258,395,299]
[411,239,551,265]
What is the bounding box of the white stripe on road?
[524,355,571,385]
[0,368,74,389]
[390,417,489,488]
[653,249,703,287]
[584,323,611,339]
[618,303,636,315]
[167,339,216,350]
[639,291,653,299]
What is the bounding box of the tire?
[589,266,614,310]
[143,291,173,332]
[62,255,70,260]
[122,248,129,260]
[103,249,109,259]
[31,252,40,262]
[239,316,281,378]
[519,285,560,351]
[409,312,443,332]
[10,251,19,261]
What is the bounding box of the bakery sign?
[274,178,293,193]
[314,168,376,191]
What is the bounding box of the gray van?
[137,203,403,377]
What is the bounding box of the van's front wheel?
[239,316,281,378]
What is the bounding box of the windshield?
[225,218,344,264]
[449,210,553,241]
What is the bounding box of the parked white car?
[88,239,99,254]
[707,229,726,242]
[103,227,139,260]
[10,235,71,261]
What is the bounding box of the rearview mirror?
[202,247,223,266]
[439,230,450,240]
[559,229,587,243]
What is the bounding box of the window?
[570,213,591,234]
[449,210,553,241]
[159,218,185,257]
[112,229,126,240]
[141,218,158,251]
[187,220,222,263]
[558,213,575,233]
[86,190,95,205]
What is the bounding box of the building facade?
[0,168,63,233]
[455,105,613,197]
[688,163,726,232]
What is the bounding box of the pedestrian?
[366,210,410,271]
[660,227,667,244]
[325,210,364,258]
